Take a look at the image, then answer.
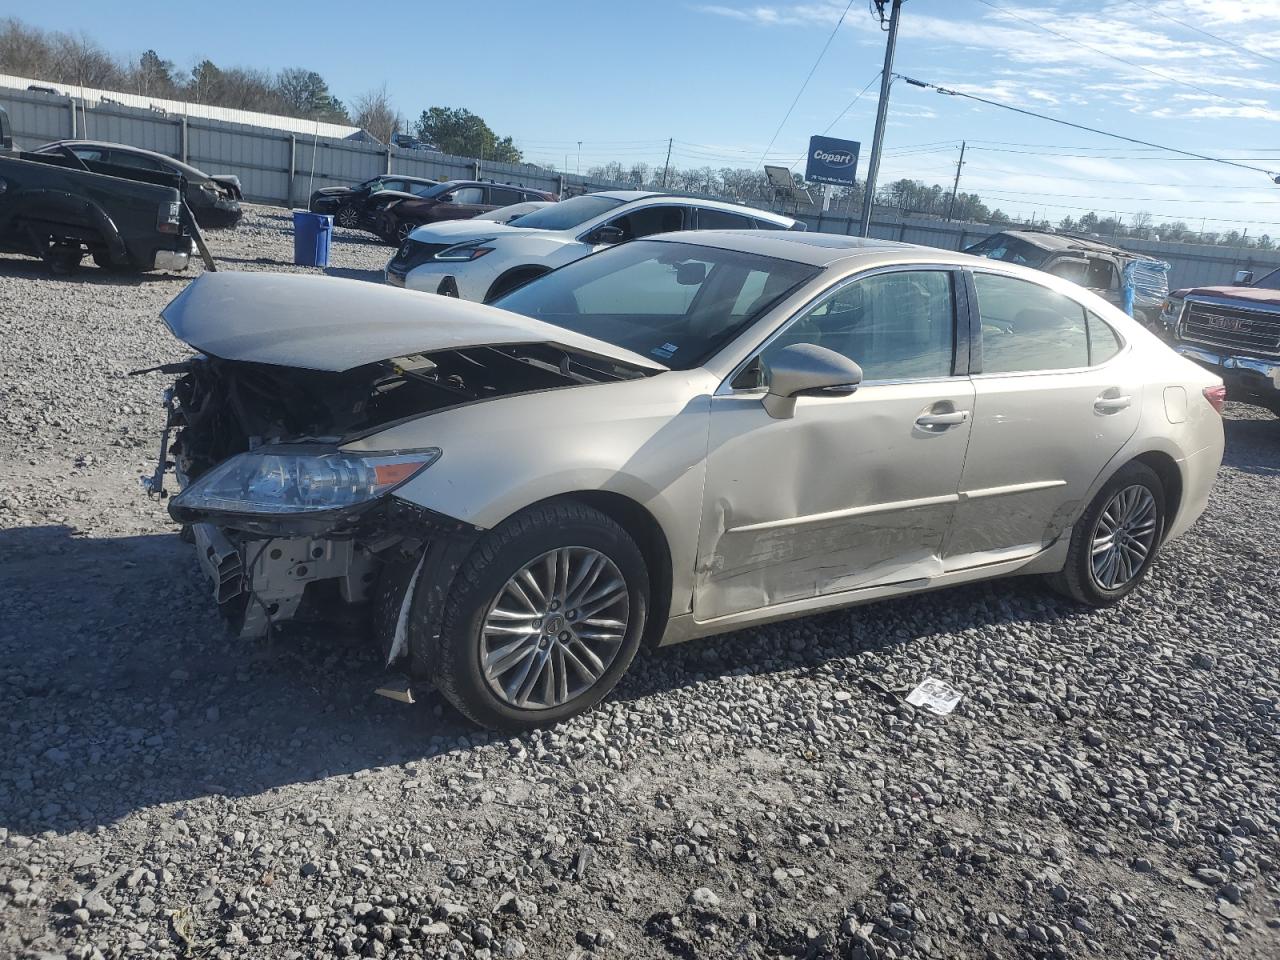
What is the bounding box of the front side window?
[71,147,106,162]
[759,270,957,383]
[449,186,485,204]
[974,272,1089,373]
[493,239,818,369]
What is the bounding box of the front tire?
[1047,461,1165,606]
[419,501,649,730]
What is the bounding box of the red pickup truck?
[1164,266,1280,415]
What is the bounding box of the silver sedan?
[155,231,1225,729]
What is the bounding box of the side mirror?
[1234,270,1254,285]
[762,343,863,420]
[590,224,626,245]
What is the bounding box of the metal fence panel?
[3,81,1278,289]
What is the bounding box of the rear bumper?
[1175,343,1280,408]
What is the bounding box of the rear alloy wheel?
[421,501,649,730]
[335,204,361,228]
[1047,461,1165,606]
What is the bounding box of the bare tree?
[0,17,54,78]
[353,84,403,144]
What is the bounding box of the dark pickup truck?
[0,105,199,274]
[1163,266,1280,415]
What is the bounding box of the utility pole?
[946,140,966,222]
[576,141,582,175]
[661,137,673,189]
[858,0,904,238]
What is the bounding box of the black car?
[33,140,243,228]
[309,175,440,230]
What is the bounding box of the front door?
[694,266,975,621]
[947,270,1142,565]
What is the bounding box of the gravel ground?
[0,205,1277,960]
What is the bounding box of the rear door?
[947,270,1142,566]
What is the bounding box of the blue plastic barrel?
[293,211,333,267]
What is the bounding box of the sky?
[9,0,1280,235]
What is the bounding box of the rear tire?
[1046,461,1165,607]
[418,501,649,731]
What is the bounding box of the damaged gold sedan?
[151,232,1225,729]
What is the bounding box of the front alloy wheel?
[480,547,629,710]
[335,205,360,228]
[418,500,649,730]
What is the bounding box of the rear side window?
[698,208,754,230]
[752,217,789,230]
[490,186,522,205]
[108,150,168,172]
[973,272,1089,373]
[1087,311,1124,364]
[1087,258,1119,290]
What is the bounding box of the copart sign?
[805,135,861,187]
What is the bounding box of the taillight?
[1203,384,1227,414]
[157,200,181,235]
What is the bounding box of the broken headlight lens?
[171,448,441,515]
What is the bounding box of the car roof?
[594,191,794,226]
[647,230,987,268]
[40,139,207,180]
[996,229,1133,258]
[380,174,436,184]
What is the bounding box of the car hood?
[408,219,543,244]
[161,272,667,373]
[313,186,354,197]
[1172,284,1280,305]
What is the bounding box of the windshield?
[508,194,625,231]
[964,234,1049,269]
[493,240,819,369]
[1251,266,1280,289]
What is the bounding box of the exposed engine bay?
[170,343,635,483]
[158,342,642,642]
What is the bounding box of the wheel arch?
[524,491,674,651]
[485,264,550,303]
[1129,449,1183,539]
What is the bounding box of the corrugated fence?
[4,83,1277,291]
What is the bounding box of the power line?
[973,0,1262,111]
[1122,0,1280,67]
[755,0,857,166]
[898,74,1280,179]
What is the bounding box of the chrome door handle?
[916,410,970,427]
[1094,394,1132,413]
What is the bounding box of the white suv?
[384,190,801,301]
